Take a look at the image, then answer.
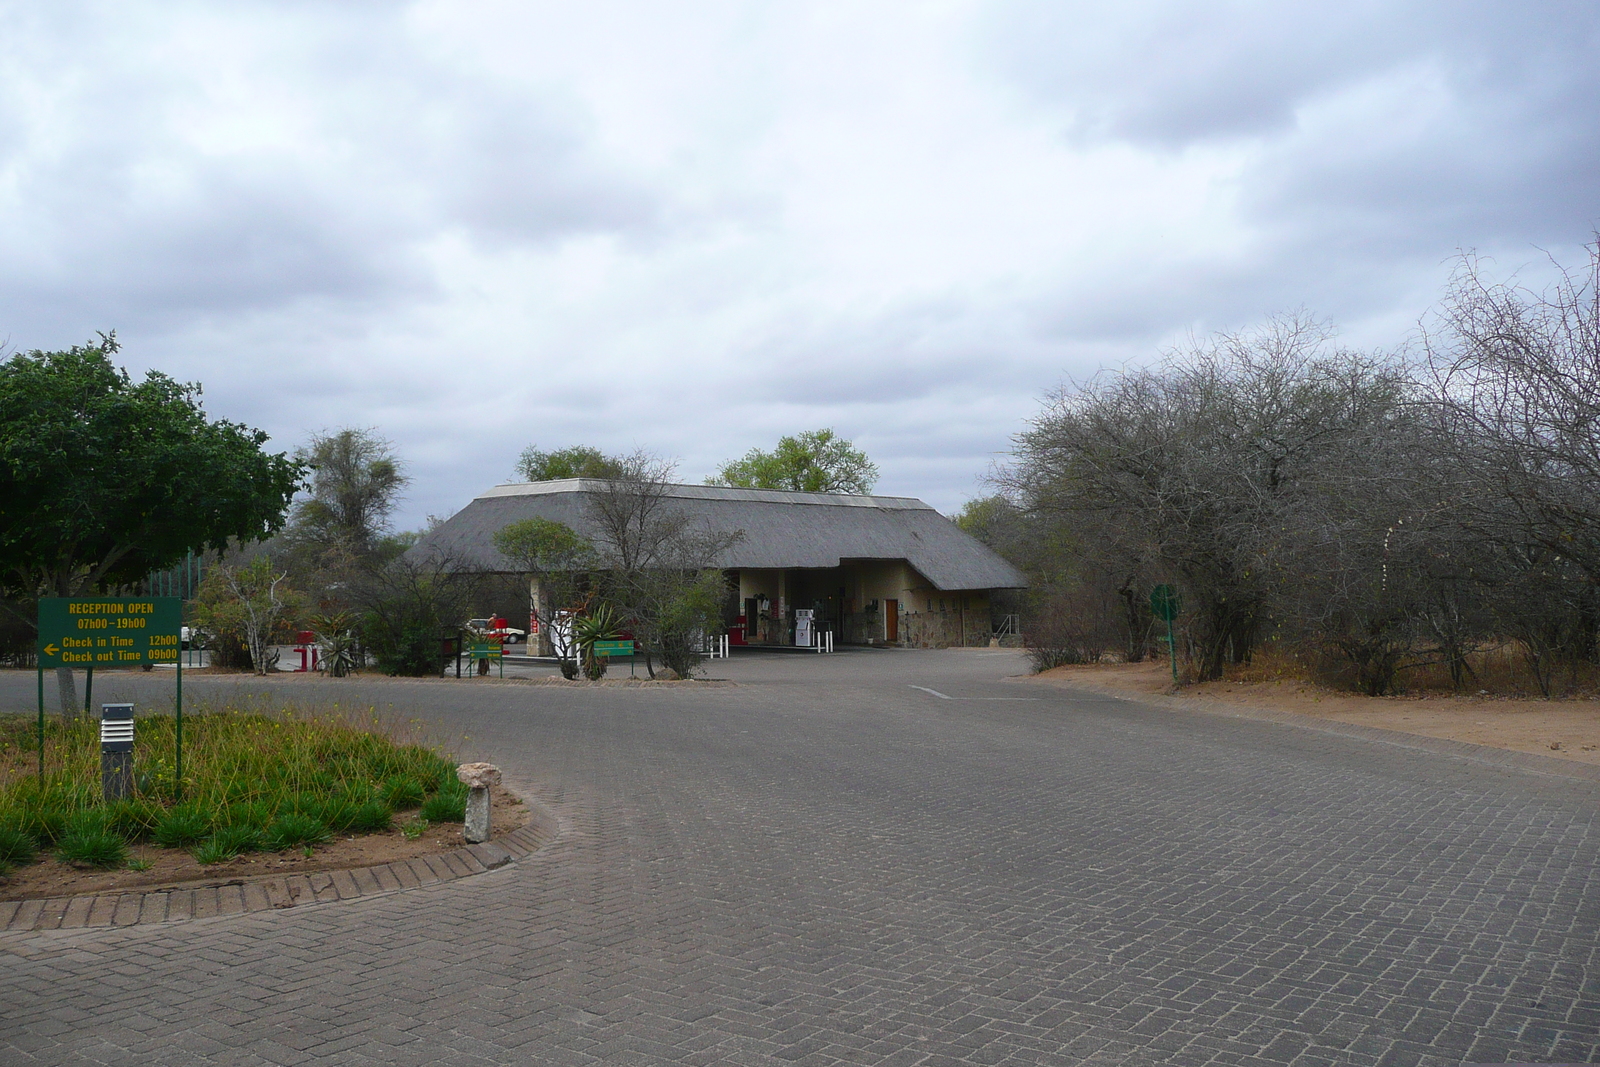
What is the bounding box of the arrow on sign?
[43,644,58,657]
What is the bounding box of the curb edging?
[0,793,560,936]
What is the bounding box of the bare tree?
[1006,314,1415,682]
[584,452,743,678]
[1422,240,1600,681]
[190,556,305,675]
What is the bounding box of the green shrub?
[57,831,127,869]
[348,801,392,833]
[105,798,164,840]
[153,807,211,848]
[336,779,376,805]
[63,809,110,837]
[318,798,358,832]
[220,801,271,831]
[191,837,236,865]
[420,788,466,823]
[193,824,260,864]
[381,776,425,810]
[366,620,447,677]
[261,814,331,851]
[21,809,67,848]
[0,826,37,864]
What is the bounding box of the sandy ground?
[1028,661,1600,766]
[0,787,528,901]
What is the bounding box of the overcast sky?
[3,1,1597,527]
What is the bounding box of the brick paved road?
[1,649,1596,1066]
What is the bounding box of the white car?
[466,618,526,644]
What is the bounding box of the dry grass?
[1207,640,1600,698]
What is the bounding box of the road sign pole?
[83,666,93,716]
[1168,616,1177,686]
[175,645,183,799]
[36,664,44,779]
[1149,585,1181,688]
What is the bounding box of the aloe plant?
[574,604,622,680]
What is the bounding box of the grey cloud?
[978,1,1401,145]
[979,2,1600,150]
[429,99,661,246]
[0,4,666,341]
[975,2,1600,356]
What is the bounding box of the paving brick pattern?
[0,650,1596,1066]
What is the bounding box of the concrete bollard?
[456,762,502,843]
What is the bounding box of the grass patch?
[420,786,467,824]
[0,826,36,865]
[381,775,425,810]
[57,830,127,869]
[262,813,331,852]
[152,806,211,848]
[0,698,464,869]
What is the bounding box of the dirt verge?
[1026,661,1600,766]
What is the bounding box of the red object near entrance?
[729,615,748,645]
[293,633,320,672]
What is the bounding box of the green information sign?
[1149,584,1181,623]
[1148,584,1181,685]
[34,596,188,793]
[468,641,503,661]
[37,597,183,669]
[591,640,634,657]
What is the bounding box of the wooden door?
[885,598,899,643]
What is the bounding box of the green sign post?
[468,640,504,678]
[36,597,185,788]
[591,639,636,677]
[1149,584,1181,686]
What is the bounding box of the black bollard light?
[100,703,134,802]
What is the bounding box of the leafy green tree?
[354,552,487,677]
[492,517,597,678]
[289,428,407,558]
[515,445,624,482]
[708,429,878,494]
[0,334,302,709]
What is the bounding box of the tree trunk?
[55,666,78,718]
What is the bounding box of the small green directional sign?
[37,597,183,669]
[1149,584,1181,623]
[591,640,634,657]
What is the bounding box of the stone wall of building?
[901,607,991,648]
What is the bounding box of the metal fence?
[142,551,206,600]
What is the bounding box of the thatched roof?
[410,480,1027,591]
